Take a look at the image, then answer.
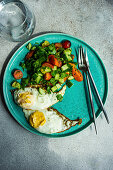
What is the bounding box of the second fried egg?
[23,108,82,134]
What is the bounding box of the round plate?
[3,33,108,137]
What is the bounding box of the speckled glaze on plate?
[3,33,108,137]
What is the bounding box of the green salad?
[12,40,83,95]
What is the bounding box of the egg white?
[23,108,80,134]
[14,85,66,110]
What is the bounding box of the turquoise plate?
[3,33,108,137]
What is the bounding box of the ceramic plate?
[3,33,108,137]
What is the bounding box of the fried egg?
[14,85,66,110]
[23,108,82,134]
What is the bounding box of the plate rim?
[3,33,108,137]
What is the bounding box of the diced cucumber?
[52,66,57,70]
[31,46,36,50]
[37,72,43,76]
[56,94,63,102]
[47,86,51,93]
[61,72,68,79]
[41,67,51,74]
[51,70,57,77]
[45,67,51,73]
[50,78,57,86]
[55,73,60,80]
[61,64,68,71]
[39,88,46,95]
[51,86,57,92]
[63,48,72,56]
[56,83,61,89]
[59,78,64,84]
[42,40,50,47]
[35,76,41,83]
[68,75,74,80]
[26,43,32,50]
[66,80,73,88]
[66,55,72,61]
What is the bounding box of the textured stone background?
[0,0,113,170]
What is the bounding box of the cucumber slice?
[61,64,68,71]
[68,76,74,80]
[39,88,46,95]
[55,73,60,80]
[51,86,57,92]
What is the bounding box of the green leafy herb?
[20,62,26,70]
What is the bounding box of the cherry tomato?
[42,62,54,68]
[62,40,71,49]
[13,70,23,79]
[48,55,62,67]
[44,72,52,80]
[72,68,83,82]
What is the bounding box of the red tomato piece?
[62,40,71,49]
[42,62,54,68]
[72,68,83,82]
[26,50,34,60]
[13,70,23,79]
[48,55,62,67]
[44,72,52,80]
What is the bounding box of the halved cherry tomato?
[72,68,83,82]
[26,50,34,60]
[56,59,62,67]
[64,72,69,82]
[42,62,54,68]
[13,70,23,79]
[55,43,62,48]
[62,40,71,49]
[44,72,52,80]
[48,55,62,67]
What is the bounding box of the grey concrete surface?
[0,0,113,170]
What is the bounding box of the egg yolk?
[29,111,46,128]
[18,92,32,104]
